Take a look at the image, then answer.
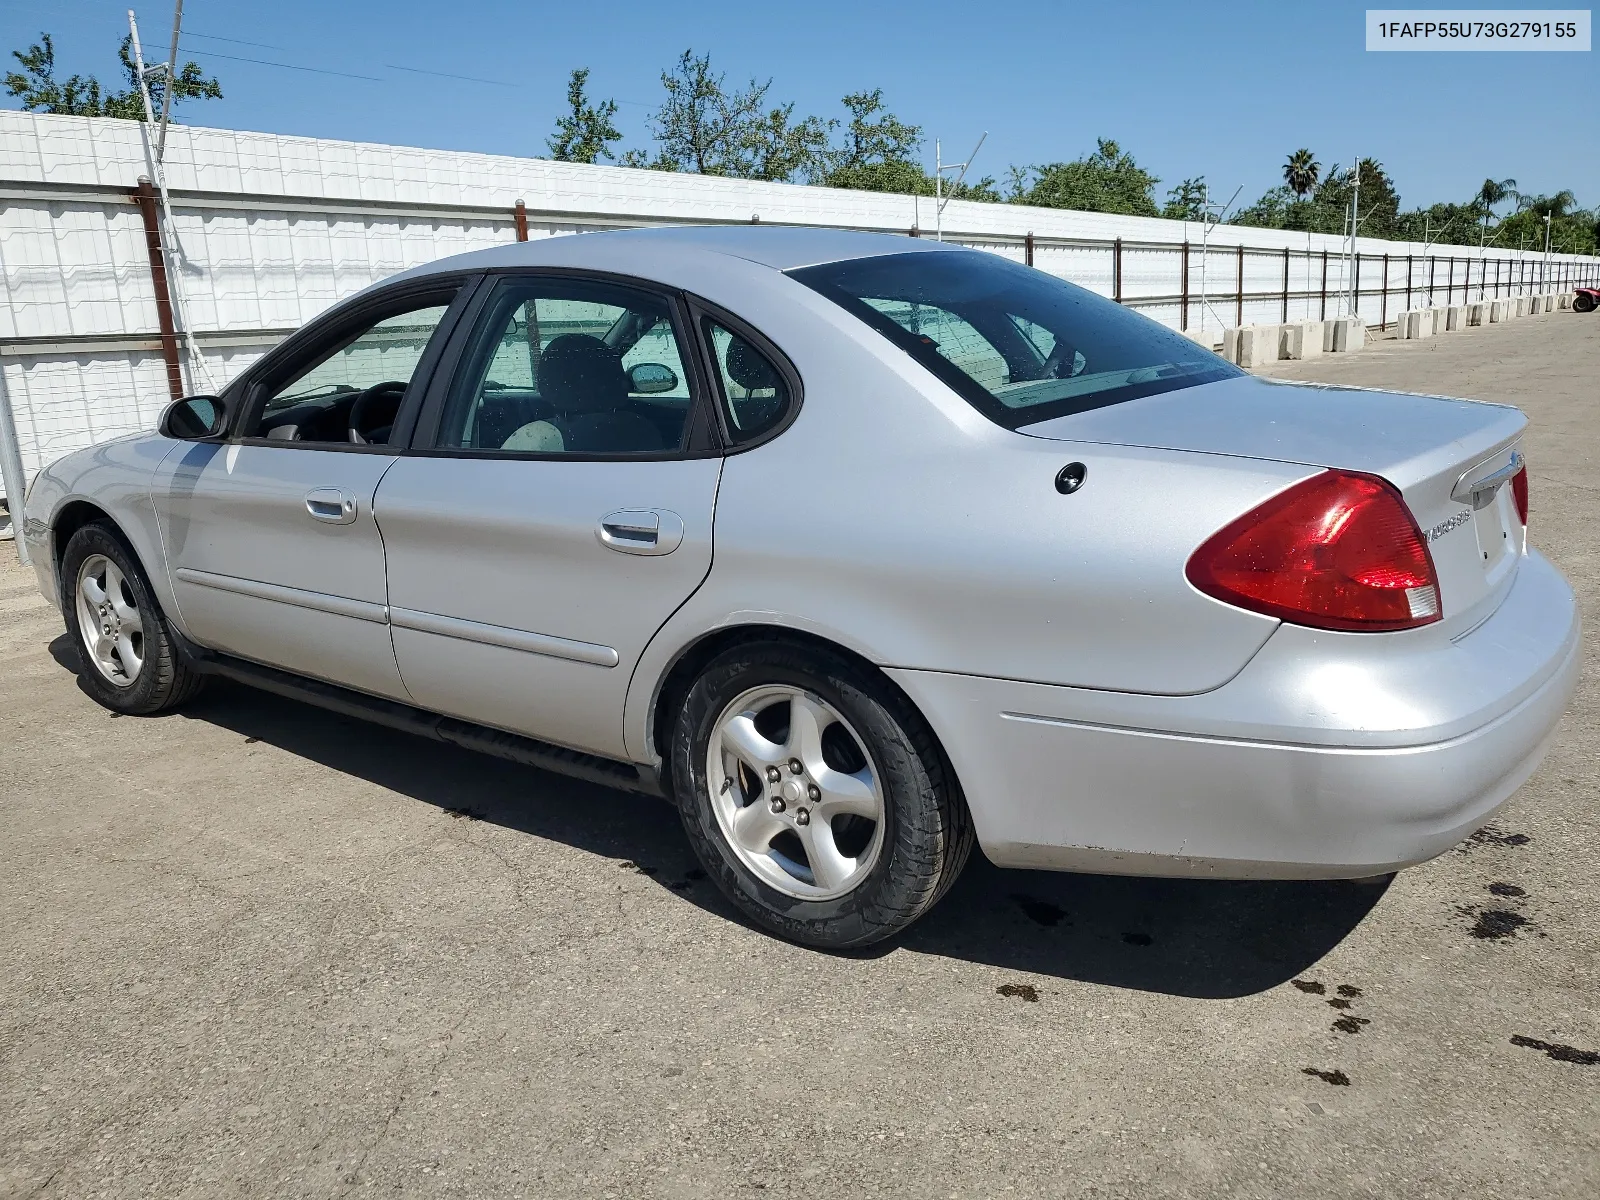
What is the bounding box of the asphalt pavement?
[1,307,1596,1198]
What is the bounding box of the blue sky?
[4,0,1595,212]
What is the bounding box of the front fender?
[35,435,184,630]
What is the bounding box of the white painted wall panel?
[1,109,1593,500]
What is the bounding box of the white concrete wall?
[2,109,1594,491]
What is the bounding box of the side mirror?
[627,362,679,395]
[159,395,227,440]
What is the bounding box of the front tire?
[60,522,207,715]
[1574,293,1596,313]
[670,641,972,949]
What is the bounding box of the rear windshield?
[790,250,1240,429]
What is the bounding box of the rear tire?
[670,641,972,949]
[1575,293,1596,313]
[60,522,207,715]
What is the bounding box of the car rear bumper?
[888,549,1580,879]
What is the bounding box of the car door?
[152,279,470,699]
[373,273,722,759]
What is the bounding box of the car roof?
[398,223,962,283]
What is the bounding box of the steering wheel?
[348,381,408,445]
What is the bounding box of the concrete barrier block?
[1412,309,1434,339]
[1280,320,1323,359]
[1489,299,1509,322]
[1181,326,1220,350]
[1431,306,1448,334]
[1446,304,1468,330]
[1394,310,1416,339]
[1543,294,1555,313]
[1558,293,1573,310]
[1325,316,1364,352]
[1236,324,1281,368]
[1515,296,1530,316]
[1222,327,1241,363]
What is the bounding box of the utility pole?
[156,1,184,161]
[128,8,217,394]
[1345,158,1361,319]
[1543,212,1552,289]
[933,132,986,243]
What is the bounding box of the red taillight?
[1186,470,1441,632]
[1510,466,1529,525]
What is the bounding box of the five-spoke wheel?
[707,684,885,900]
[61,522,206,715]
[673,641,973,948]
[75,553,144,687]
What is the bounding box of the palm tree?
[1283,149,1320,199]
[1474,177,1517,298]
[1477,177,1518,211]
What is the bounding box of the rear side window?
[436,277,694,456]
[790,250,1239,429]
[703,319,792,445]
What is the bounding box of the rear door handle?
[305,487,358,525]
[598,509,684,555]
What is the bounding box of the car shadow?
[52,639,1388,1000]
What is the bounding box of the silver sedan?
[20,227,1579,947]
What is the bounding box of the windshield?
[790,250,1240,429]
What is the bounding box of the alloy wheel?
[75,553,144,688]
[706,684,886,900]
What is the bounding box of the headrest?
[725,337,780,392]
[539,333,628,413]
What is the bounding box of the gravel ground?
[1,306,1596,1199]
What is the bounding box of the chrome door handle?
[598,509,684,555]
[305,487,358,525]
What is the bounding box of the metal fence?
[2,110,1594,499]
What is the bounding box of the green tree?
[646,50,758,175]
[1496,190,1597,255]
[816,89,922,189]
[744,101,831,183]
[5,31,220,120]
[547,68,622,164]
[1162,176,1207,221]
[1283,148,1320,198]
[1016,139,1160,216]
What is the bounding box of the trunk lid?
[1017,374,1527,632]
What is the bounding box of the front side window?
[790,251,1239,429]
[437,278,693,455]
[249,300,454,444]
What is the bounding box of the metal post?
[1180,241,1190,329]
[1235,244,1244,327]
[1281,247,1289,322]
[1320,250,1328,320]
[513,199,529,242]
[1448,257,1454,305]
[1113,238,1123,304]
[1381,253,1389,328]
[1353,252,1362,323]
[1024,232,1034,267]
[0,369,30,565]
[1405,254,1412,311]
[134,177,185,400]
